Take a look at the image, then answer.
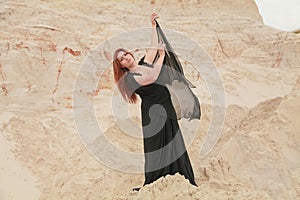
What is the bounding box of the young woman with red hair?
[113,13,197,191]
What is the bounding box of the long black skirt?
[142,113,197,186]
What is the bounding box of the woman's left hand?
[151,12,159,27]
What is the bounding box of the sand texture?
[0,0,300,199]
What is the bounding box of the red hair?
[113,48,138,104]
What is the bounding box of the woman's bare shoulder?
[138,56,154,68]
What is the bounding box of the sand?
[0,0,300,199]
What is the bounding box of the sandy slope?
[0,0,300,199]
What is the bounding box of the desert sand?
[0,0,300,199]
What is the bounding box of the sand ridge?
[0,0,300,199]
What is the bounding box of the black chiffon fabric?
[154,20,201,120]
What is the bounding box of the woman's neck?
[129,62,139,72]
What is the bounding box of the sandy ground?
[0,0,300,199]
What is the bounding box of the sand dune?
[1,0,300,199]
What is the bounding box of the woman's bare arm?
[134,43,165,86]
[144,13,159,64]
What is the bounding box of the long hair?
[113,48,138,104]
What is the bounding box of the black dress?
[125,57,197,187]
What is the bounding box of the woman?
[113,13,197,190]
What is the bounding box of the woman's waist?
[141,100,177,120]
[140,94,170,103]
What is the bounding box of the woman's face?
[117,51,134,69]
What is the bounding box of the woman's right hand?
[151,12,159,27]
[157,42,165,57]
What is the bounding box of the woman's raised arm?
[144,13,159,64]
[134,42,165,86]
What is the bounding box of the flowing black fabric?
[154,20,201,120]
